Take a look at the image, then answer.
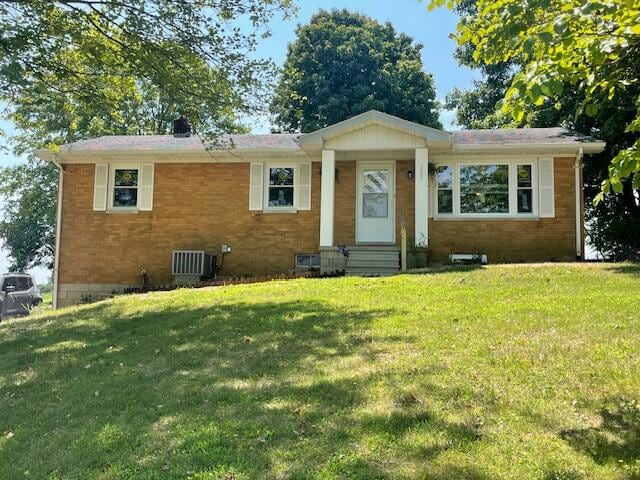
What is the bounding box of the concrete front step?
[346,259,401,268]
[345,267,399,275]
[348,250,399,258]
[345,246,400,275]
[347,254,400,264]
[344,245,400,251]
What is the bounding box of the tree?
[0,37,249,271]
[428,0,640,197]
[0,161,57,271]
[0,0,295,270]
[270,9,441,132]
[443,0,517,129]
[0,1,294,124]
[435,0,640,259]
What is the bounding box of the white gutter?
[42,148,312,165]
[51,154,64,309]
[452,142,606,154]
[575,147,584,259]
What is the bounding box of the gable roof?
[298,110,452,146]
[37,110,606,161]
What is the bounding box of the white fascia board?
[52,148,311,164]
[451,142,606,154]
[299,110,452,146]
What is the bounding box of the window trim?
[108,164,140,212]
[434,158,539,219]
[435,165,454,214]
[516,164,535,214]
[263,163,298,212]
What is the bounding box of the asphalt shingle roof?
[451,127,601,146]
[59,134,301,152]
[57,127,601,152]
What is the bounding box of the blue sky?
[246,0,476,131]
[0,1,476,282]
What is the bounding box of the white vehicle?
[0,273,42,321]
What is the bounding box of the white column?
[320,149,336,247]
[414,147,429,247]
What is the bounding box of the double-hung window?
[112,168,139,208]
[250,161,311,212]
[436,166,453,214]
[517,165,534,213]
[266,165,295,209]
[434,160,538,217]
[94,163,154,212]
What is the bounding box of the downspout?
[575,147,584,259]
[51,154,64,309]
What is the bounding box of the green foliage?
[437,0,640,260]
[1,265,639,478]
[432,0,640,197]
[0,1,294,270]
[0,1,295,128]
[0,160,58,271]
[270,9,441,132]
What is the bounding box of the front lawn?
[1,264,639,479]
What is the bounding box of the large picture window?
[460,164,509,214]
[267,166,295,208]
[113,168,139,208]
[435,160,537,217]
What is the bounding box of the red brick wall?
[334,161,356,245]
[59,162,321,285]
[333,159,415,246]
[428,157,578,263]
[59,156,579,286]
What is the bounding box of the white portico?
[298,110,451,252]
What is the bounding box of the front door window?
[362,169,389,218]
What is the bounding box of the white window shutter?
[93,164,108,211]
[297,163,312,210]
[249,162,264,210]
[139,164,155,211]
[538,157,555,218]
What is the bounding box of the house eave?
[450,142,606,155]
[43,147,311,164]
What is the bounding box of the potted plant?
[407,234,429,269]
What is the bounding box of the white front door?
[356,162,395,244]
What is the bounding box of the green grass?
[1,264,639,480]
[34,290,53,314]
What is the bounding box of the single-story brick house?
[38,110,605,307]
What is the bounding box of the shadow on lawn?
[0,296,486,479]
[605,263,640,277]
[407,264,485,276]
[560,397,640,478]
